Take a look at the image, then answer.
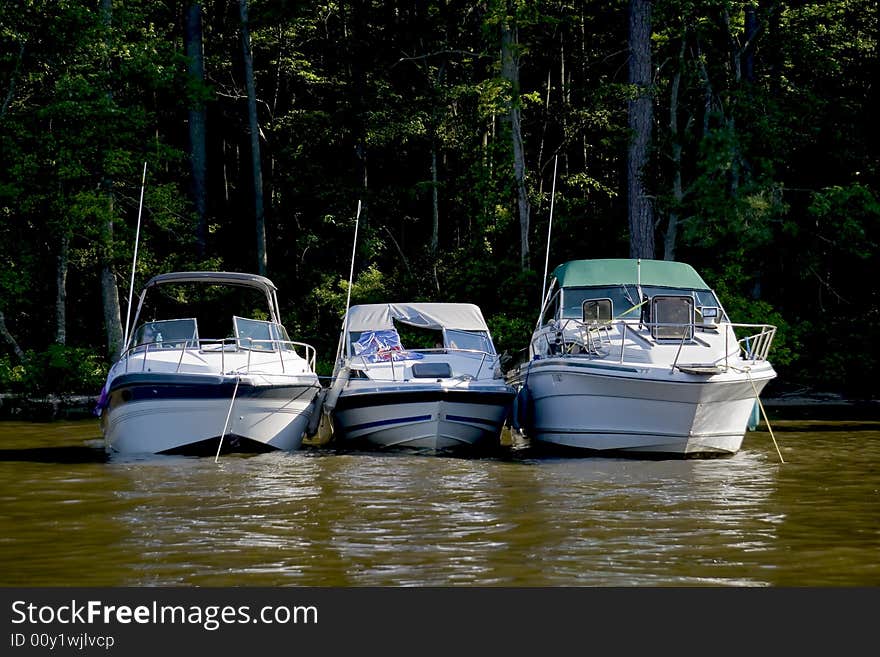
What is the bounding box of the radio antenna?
[122,162,147,353]
[537,155,559,325]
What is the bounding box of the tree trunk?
[535,66,552,212]
[743,5,758,83]
[627,0,654,259]
[430,135,439,254]
[695,38,714,139]
[185,2,208,257]
[0,311,25,361]
[239,0,267,276]
[664,36,686,262]
[1,41,25,120]
[101,261,124,359]
[100,0,123,359]
[55,232,69,345]
[501,8,530,271]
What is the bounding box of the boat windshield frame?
[124,272,282,355]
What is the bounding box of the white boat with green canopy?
[508,258,777,457]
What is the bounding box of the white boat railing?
[732,323,777,364]
[122,337,317,376]
[351,347,499,382]
[533,319,777,372]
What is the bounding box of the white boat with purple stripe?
[95,272,320,455]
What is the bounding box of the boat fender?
[747,399,760,431]
[322,366,351,414]
[511,386,532,434]
[306,388,327,437]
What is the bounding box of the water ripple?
[1,421,879,585]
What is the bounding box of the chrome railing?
[732,323,777,363]
[122,337,317,376]
[533,319,777,372]
[351,347,499,382]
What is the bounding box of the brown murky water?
[0,414,878,586]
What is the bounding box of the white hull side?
[515,360,774,457]
[332,392,511,452]
[102,389,317,455]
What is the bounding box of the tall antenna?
[122,162,148,353]
[341,200,362,358]
[538,155,559,324]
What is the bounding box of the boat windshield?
[561,286,725,321]
[133,319,198,348]
[234,316,294,351]
[561,286,641,319]
[349,329,424,362]
[444,329,494,354]
[640,287,726,321]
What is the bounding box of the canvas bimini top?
[551,259,711,290]
[344,303,490,333]
[127,271,283,346]
[143,271,278,293]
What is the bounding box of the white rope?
[214,376,241,463]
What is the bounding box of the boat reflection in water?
[5,419,880,587]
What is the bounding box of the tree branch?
[0,310,25,361]
[1,41,26,119]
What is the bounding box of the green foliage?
[486,312,533,363]
[0,346,108,397]
[803,184,879,261]
[0,0,877,399]
[712,284,800,371]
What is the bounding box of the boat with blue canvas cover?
[508,259,777,458]
[95,272,320,455]
[324,303,515,453]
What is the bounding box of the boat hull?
[331,385,514,453]
[100,373,319,455]
[511,359,775,457]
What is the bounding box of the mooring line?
[215,376,241,464]
[744,369,785,464]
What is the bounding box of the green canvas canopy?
[551,259,711,290]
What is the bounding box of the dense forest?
[0,0,878,399]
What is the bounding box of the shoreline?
[0,394,99,422]
[1,392,878,423]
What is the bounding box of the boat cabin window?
[133,319,198,349]
[234,316,291,351]
[443,329,494,354]
[582,298,613,323]
[650,295,694,340]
